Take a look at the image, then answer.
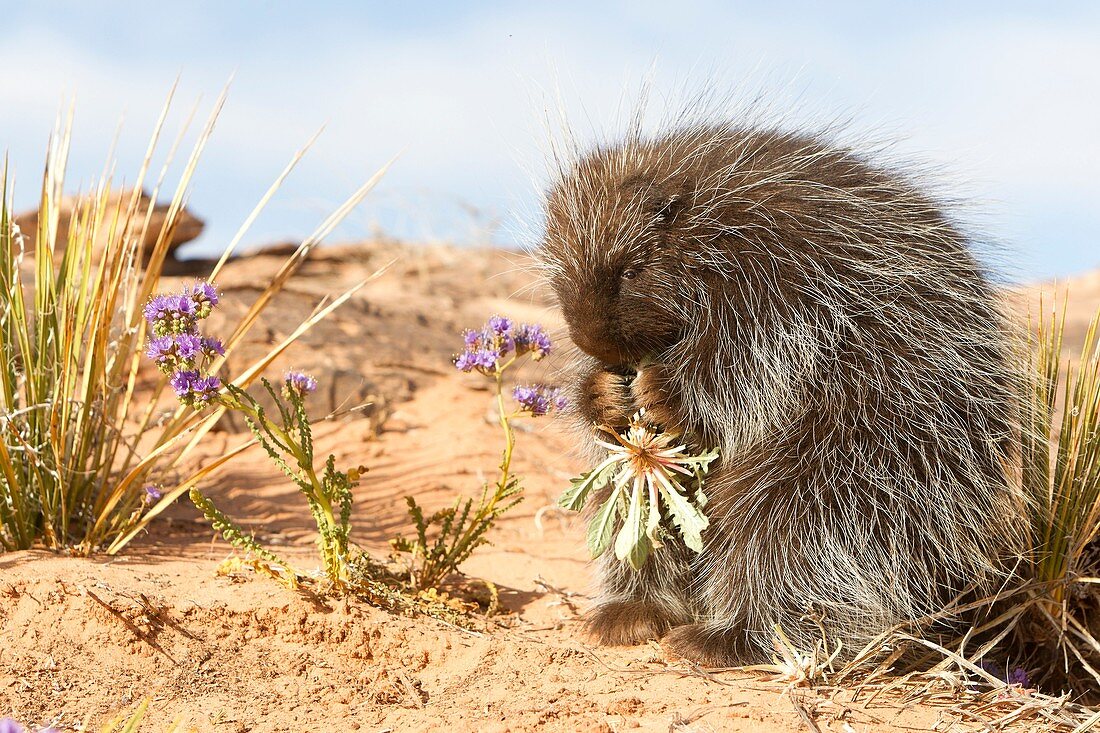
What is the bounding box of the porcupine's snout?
[567,320,628,366]
[558,286,632,367]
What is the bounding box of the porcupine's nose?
[559,286,630,365]
[566,320,629,366]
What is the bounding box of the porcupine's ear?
[652,194,684,226]
[648,180,690,228]
[618,171,686,229]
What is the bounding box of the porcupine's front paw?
[578,366,635,429]
[631,363,684,434]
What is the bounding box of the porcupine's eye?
[621,268,639,281]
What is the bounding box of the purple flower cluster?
[283,371,318,399]
[190,281,219,319]
[171,370,222,407]
[453,316,553,374]
[144,281,224,408]
[146,333,201,371]
[201,337,226,359]
[144,283,218,337]
[142,292,196,336]
[513,384,567,416]
[143,284,225,374]
[143,484,163,505]
[514,323,552,359]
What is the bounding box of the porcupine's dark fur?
[538,120,1027,666]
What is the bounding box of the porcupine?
[539,120,1027,666]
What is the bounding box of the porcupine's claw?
[630,363,685,436]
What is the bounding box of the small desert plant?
[144,283,362,589]
[0,90,387,555]
[391,315,563,590]
[559,409,718,570]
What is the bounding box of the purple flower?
[190,281,219,318]
[514,323,552,360]
[200,337,225,359]
[176,333,202,360]
[454,317,527,374]
[146,333,202,372]
[192,376,222,405]
[977,660,1031,688]
[512,384,566,416]
[283,371,318,398]
[453,351,475,371]
[487,315,512,334]
[0,719,24,733]
[146,335,177,368]
[143,485,163,505]
[143,293,197,336]
[171,370,221,407]
[455,347,501,372]
[454,336,505,373]
[170,370,197,398]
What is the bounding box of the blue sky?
[1,1,1097,279]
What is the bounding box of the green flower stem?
[489,365,517,513]
[220,393,345,573]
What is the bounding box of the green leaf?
[558,456,619,511]
[655,471,710,553]
[188,487,297,584]
[614,484,651,570]
[586,486,622,558]
[643,480,662,543]
[680,447,720,473]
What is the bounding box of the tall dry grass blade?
[218,155,396,352]
[208,126,325,282]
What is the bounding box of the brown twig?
[788,688,822,733]
[85,588,177,663]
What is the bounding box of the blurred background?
[0,1,1096,279]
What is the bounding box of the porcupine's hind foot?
[662,623,766,668]
[584,600,686,646]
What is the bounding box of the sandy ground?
[0,242,1096,732]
